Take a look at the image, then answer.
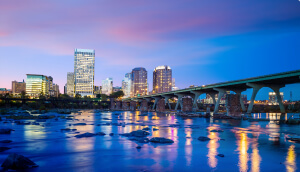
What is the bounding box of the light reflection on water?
[286,145,297,172]
[0,111,298,172]
[206,125,220,168]
[236,131,249,172]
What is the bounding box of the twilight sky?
[0,0,300,100]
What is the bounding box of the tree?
[39,92,45,99]
[20,91,26,99]
[60,94,71,99]
[75,93,81,99]
[100,94,108,101]
[110,91,124,98]
[96,94,101,99]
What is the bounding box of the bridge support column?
[152,97,161,110]
[270,85,285,113]
[246,83,285,114]
[175,94,184,111]
[213,88,226,114]
[191,91,204,111]
[163,95,172,110]
[246,83,263,114]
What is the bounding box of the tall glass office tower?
[131,67,148,96]
[153,65,172,93]
[26,74,49,98]
[122,73,132,98]
[102,78,113,96]
[67,72,75,97]
[74,49,95,97]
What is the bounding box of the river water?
[0,111,299,172]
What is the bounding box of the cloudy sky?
[0,0,300,100]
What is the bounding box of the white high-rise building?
[122,73,132,98]
[102,78,113,96]
[67,72,74,97]
[74,49,95,97]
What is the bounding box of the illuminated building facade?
[132,67,148,96]
[269,92,284,104]
[122,73,132,98]
[11,80,26,95]
[153,65,172,93]
[102,78,113,95]
[74,49,95,97]
[26,74,49,98]
[67,72,75,97]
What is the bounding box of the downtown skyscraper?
[153,65,172,93]
[102,78,113,96]
[122,73,132,98]
[67,72,75,97]
[74,49,95,97]
[131,67,148,96]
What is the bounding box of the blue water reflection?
[0,110,298,171]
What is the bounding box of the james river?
[0,111,299,172]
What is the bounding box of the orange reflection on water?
[236,132,249,172]
[251,141,261,172]
[286,145,297,172]
[206,125,220,168]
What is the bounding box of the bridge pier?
[213,88,226,114]
[156,99,165,112]
[175,94,184,110]
[110,98,115,110]
[140,99,149,111]
[231,89,247,112]
[225,94,242,117]
[115,101,121,110]
[191,91,204,111]
[152,97,161,110]
[246,83,285,114]
[122,101,129,110]
[130,101,136,111]
[182,97,193,112]
[163,95,172,110]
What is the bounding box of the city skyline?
[0,0,299,100]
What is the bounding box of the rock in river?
[120,130,150,137]
[0,147,11,152]
[198,136,211,141]
[73,123,86,126]
[0,129,13,134]
[75,132,106,138]
[60,128,77,132]
[150,137,174,143]
[217,154,225,157]
[210,130,224,133]
[142,127,150,131]
[0,140,12,143]
[1,153,38,170]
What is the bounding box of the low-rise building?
[26,74,49,98]
[0,88,11,96]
